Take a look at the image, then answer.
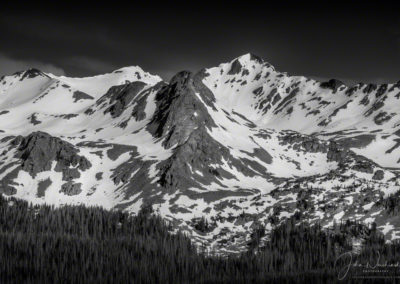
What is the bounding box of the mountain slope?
[0,54,399,253]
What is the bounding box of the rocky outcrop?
[372,170,384,180]
[157,128,229,189]
[72,91,94,102]
[19,68,48,81]
[147,71,216,148]
[352,160,374,174]
[157,127,269,191]
[280,132,355,164]
[131,82,166,121]
[327,141,349,163]
[12,131,91,180]
[60,182,82,195]
[227,59,242,75]
[363,83,377,94]
[102,81,147,118]
[281,133,328,153]
[320,79,345,92]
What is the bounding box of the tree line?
[0,195,399,283]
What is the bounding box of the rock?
[60,182,82,196]
[37,178,52,197]
[157,127,265,190]
[13,131,91,179]
[58,167,81,181]
[29,113,41,125]
[372,170,384,180]
[20,68,47,80]
[103,81,147,118]
[363,83,377,94]
[193,70,217,109]
[147,71,216,148]
[227,59,242,75]
[352,160,374,174]
[95,172,103,180]
[249,53,264,64]
[72,91,94,102]
[375,84,387,98]
[327,141,348,163]
[320,79,344,92]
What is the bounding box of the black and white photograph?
[1,1,400,283]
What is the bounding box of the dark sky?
[1,1,400,85]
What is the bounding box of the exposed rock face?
[0,163,20,195]
[147,71,216,148]
[320,79,344,92]
[37,178,52,197]
[2,54,400,254]
[103,81,147,118]
[12,131,91,180]
[227,59,243,75]
[327,141,348,163]
[372,170,384,180]
[19,68,48,80]
[281,132,328,153]
[279,131,382,174]
[60,182,82,195]
[158,128,231,189]
[72,91,94,102]
[280,132,349,162]
[363,83,377,94]
[157,126,272,192]
[351,156,375,174]
[131,82,166,121]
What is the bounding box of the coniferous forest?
[0,195,399,283]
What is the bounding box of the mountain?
[0,54,400,254]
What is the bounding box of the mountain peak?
[112,65,155,78]
[1,55,400,255]
[11,68,48,80]
[169,70,192,85]
[230,53,274,73]
[236,53,264,63]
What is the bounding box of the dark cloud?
[0,53,65,77]
[0,1,399,82]
[63,56,118,74]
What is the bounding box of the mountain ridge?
[0,53,400,254]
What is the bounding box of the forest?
[0,195,399,283]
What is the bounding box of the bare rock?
[12,131,91,179]
[60,182,82,196]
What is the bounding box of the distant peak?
[169,70,192,85]
[232,53,274,71]
[23,68,49,80]
[111,66,162,82]
[225,53,274,76]
[112,65,145,74]
[12,68,47,80]
[237,53,264,63]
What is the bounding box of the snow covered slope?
[0,54,400,253]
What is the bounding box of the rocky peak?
[12,131,91,179]
[19,68,48,81]
[147,71,216,148]
[233,53,274,72]
[102,81,147,118]
[157,128,229,189]
[320,79,345,92]
[238,53,265,64]
[227,59,243,75]
[111,66,163,83]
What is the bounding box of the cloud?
[64,56,118,74]
[0,53,65,76]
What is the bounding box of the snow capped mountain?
[1,54,400,253]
